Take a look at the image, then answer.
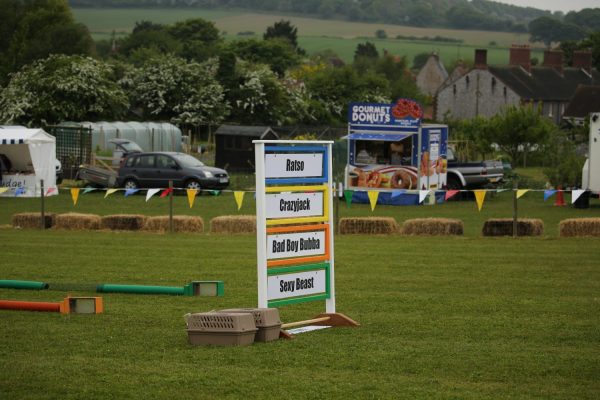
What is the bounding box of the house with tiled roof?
[435,46,599,124]
[416,53,448,97]
[563,85,600,125]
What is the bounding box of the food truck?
[345,99,448,205]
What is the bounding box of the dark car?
[117,152,229,190]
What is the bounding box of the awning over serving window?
[345,133,411,141]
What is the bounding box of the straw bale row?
[339,217,399,234]
[559,218,600,237]
[210,216,256,234]
[142,216,204,233]
[12,213,55,229]
[401,218,464,236]
[482,219,543,236]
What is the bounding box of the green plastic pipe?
[0,280,49,290]
[96,284,184,295]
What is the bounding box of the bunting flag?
[82,187,96,194]
[367,191,379,211]
[160,188,173,198]
[391,190,406,199]
[571,189,586,204]
[344,190,353,208]
[45,187,57,196]
[234,191,245,210]
[516,189,530,199]
[445,190,459,201]
[104,188,119,198]
[496,189,509,193]
[0,187,8,194]
[14,187,25,196]
[543,190,557,201]
[70,188,80,206]
[124,188,139,197]
[474,190,486,211]
[418,190,430,204]
[146,189,160,202]
[187,189,197,208]
[211,190,220,196]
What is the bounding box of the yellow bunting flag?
[0,187,8,194]
[234,191,245,211]
[516,189,529,199]
[71,188,80,206]
[104,188,119,198]
[367,190,379,211]
[474,190,486,211]
[187,189,197,208]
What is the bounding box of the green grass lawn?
[1,226,599,398]
[72,7,540,64]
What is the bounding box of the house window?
[491,77,497,93]
[503,86,507,97]
[453,84,456,95]
[548,104,553,118]
[465,76,470,88]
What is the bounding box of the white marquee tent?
[0,128,58,197]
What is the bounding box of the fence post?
[169,180,173,233]
[512,180,518,238]
[40,179,45,230]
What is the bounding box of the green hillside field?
[72,8,542,65]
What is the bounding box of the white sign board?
[265,192,323,219]
[265,153,323,178]
[267,270,327,300]
[267,230,326,260]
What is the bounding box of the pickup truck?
[445,147,504,190]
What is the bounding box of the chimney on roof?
[542,49,563,74]
[474,49,487,69]
[509,44,531,73]
[573,50,593,74]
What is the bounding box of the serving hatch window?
[353,136,413,166]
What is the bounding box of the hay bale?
[12,212,55,229]
[100,214,146,231]
[210,216,256,234]
[559,218,600,237]
[482,218,543,237]
[401,218,464,236]
[142,216,204,233]
[338,217,399,235]
[54,213,101,230]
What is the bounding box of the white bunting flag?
[146,189,161,202]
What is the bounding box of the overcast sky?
[496,0,599,13]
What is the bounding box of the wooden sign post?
[254,140,358,334]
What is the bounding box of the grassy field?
[1,187,599,236]
[72,8,541,64]
[1,219,599,398]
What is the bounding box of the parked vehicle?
[446,147,504,190]
[77,139,142,187]
[117,152,229,190]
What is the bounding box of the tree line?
[68,0,557,33]
[0,1,421,128]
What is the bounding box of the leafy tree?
[529,16,587,46]
[122,56,228,125]
[354,42,379,62]
[412,52,431,70]
[118,27,181,59]
[0,0,95,85]
[564,8,600,32]
[543,130,585,187]
[300,65,390,124]
[167,18,222,61]
[227,38,300,77]
[486,104,557,167]
[375,29,387,39]
[263,20,304,54]
[0,54,128,126]
[226,61,306,125]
